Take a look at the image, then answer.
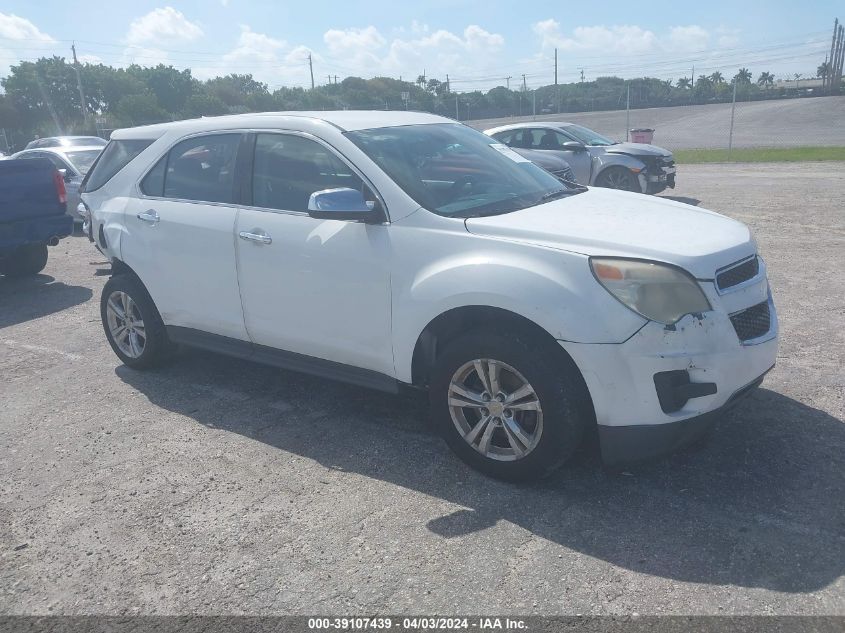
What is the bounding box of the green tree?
[757,71,774,89]
[734,68,752,83]
[709,71,724,83]
[817,61,831,80]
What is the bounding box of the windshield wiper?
[540,187,585,202]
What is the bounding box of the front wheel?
[100,274,175,369]
[430,331,589,481]
[595,166,641,192]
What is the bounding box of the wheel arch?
[410,305,594,417]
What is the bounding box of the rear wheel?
[101,274,175,369]
[3,243,48,277]
[430,331,588,481]
[595,166,641,192]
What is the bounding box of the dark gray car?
[484,122,676,194]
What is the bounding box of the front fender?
[594,152,646,177]
[390,241,646,383]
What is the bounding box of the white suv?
[81,111,778,480]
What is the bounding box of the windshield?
[562,124,616,146]
[346,123,581,218]
[65,149,102,175]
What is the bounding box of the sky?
[0,1,839,91]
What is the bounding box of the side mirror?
[58,168,72,182]
[562,141,586,152]
[307,188,381,223]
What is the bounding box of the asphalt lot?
[467,95,845,151]
[1,162,843,615]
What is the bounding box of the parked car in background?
[484,122,676,193]
[83,111,776,481]
[25,135,106,150]
[11,145,104,223]
[507,146,575,182]
[0,158,73,277]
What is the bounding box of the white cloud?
[192,26,314,88]
[321,23,504,82]
[533,19,657,54]
[125,7,203,46]
[78,53,102,64]
[324,26,385,54]
[0,13,56,78]
[0,12,55,42]
[668,25,710,52]
[716,26,741,48]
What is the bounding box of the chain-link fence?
[466,94,845,154]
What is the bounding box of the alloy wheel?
[105,290,146,358]
[447,359,544,461]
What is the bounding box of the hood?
[511,147,571,172]
[464,188,754,279]
[604,142,672,158]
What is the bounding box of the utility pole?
[308,53,315,90]
[827,19,839,93]
[554,48,558,85]
[532,90,536,120]
[522,74,527,92]
[834,24,845,95]
[728,79,737,159]
[446,74,450,92]
[71,42,89,126]
[505,76,511,90]
[580,68,585,83]
[455,93,459,120]
[625,83,630,141]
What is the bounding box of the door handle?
[239,230,272,245]
[137,209,160,225]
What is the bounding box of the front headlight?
[590,257,711,325]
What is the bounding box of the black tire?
[595,166,641,192]
[430,330,589,481]
[3,243,48,277]
[100,274,175,369]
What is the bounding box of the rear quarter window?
[82,139,152,192]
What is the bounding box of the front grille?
[552,167,576,182]
[730,301,770,341]
[717,257,759,291]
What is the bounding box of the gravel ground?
[1,162,843,616]
[467,95,845,151]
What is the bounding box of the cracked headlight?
[590,257,711,325]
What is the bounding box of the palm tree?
[757,71,774,89]
[697,74,713,87]
[734,68,752,84]
[676,77,692,90]
[709,71,724,83]
[794,73,803,89]
[817,61,831,80]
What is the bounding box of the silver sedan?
[484,122,676,194]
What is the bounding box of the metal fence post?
[728,81,737,160]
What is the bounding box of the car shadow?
[117,349,845,593]
[0,274,93,329]
[659,195,702,206]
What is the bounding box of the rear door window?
[163,134,241,204]
[83,139,153,191]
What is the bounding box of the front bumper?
[597,367,771,465]
[560,273,778,464]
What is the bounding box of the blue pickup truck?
[0,158,73,277]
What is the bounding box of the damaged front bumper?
[560,277,778,465]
